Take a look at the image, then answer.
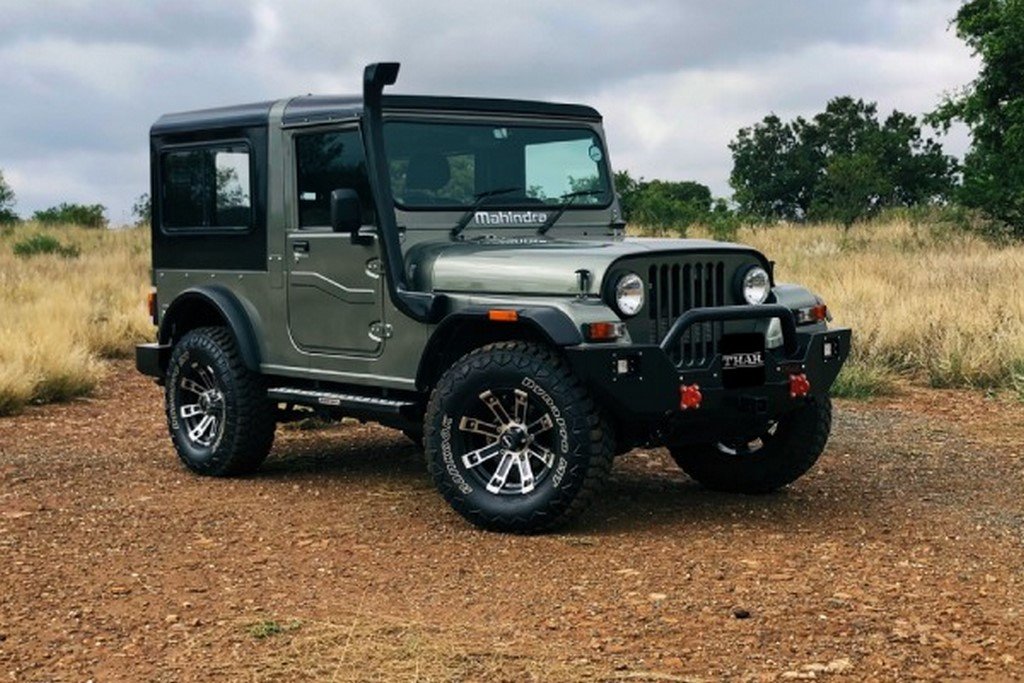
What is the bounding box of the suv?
[137,63,850,532]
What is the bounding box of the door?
[286,127,385,357]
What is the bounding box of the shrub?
[13,233,80,258]
[33,203,107,229]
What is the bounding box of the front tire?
[424,341,613,533]
[669,397,831,493]
[165,326,276,477]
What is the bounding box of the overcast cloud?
[0,0,977,223]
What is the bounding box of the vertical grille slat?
[645,258,727,367]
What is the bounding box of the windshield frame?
[382,116,615,213]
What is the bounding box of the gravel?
[0,362,1022,681]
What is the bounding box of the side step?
[267,387,417,417]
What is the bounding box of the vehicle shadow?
[255,425,871,534]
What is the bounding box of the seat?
[403,153,451,205]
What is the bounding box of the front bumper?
[564,305,850,441]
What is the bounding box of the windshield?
[384,121,612,209]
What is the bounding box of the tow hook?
[789,373,811,398]
[679,384,703,410]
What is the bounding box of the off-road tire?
[424,341,613,533]
[669,397,831,493]
[165,326,275,476]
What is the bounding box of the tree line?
[1,0,1020,236]
[609,0,1024,238]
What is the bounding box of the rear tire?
[424,341,613,533]
[165,326,275,477]
[669,397,831,493]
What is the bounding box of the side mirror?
[330,189,366,242]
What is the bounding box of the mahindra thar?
[136,63,850,532]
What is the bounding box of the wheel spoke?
[479,390,513,426]
[189,414,215,443]
[486,452,515,494]
[459,416,500,440]
[195,364,217,391]
[179,403,203,419]
[513,389,529,424]
[514,453,536,494]
[180,378,206,395]
[462,442,502,469]
[526,413,554,435]
[527,445,555,469]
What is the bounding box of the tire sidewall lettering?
[520,376,570,455]
[439,414,474,495]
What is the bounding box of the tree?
[0,168,18,224]
[730,97,957,225]
[728,114,820,221]
[613,170,720,232]
[930,0,1024,235]
[810,153,888,229]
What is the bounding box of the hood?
[407,236,765,296]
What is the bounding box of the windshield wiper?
[450,187,522,239]
[537,189,604,236]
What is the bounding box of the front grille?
[647,261,726,367]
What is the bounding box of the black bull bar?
[565,305,851,424]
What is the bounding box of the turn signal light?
[795,303,829,324]
[679,384,702,410]
[789,373,811,398]
[583,321,626,342]
[488,309,519,322]
[147,290,157,323]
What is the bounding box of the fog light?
[789,373,811,398]
[679,384,702,410]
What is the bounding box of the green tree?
[613,170,721,232]
[33,203,107,228]
[730,98,956,225]
[930,0,1024,235]
[0,168,18,224]
[810,153,888,229]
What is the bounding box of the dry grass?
[1,217,1021,414]
[673,218,1024,398]
[0,223,152,415]
[169,612,622,682]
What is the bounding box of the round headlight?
[614,272,645,317]
[741,266,771,305]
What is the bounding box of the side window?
[161,144,252,231]
[295,129,375,228]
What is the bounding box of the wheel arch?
[158,285,263,373]
[415,307,582,392]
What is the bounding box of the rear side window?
[295,129,375,228]
[161,144,252,231]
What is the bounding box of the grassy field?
[733,218,1024,399]
[0,224,152,415]
[0,218,1022,415]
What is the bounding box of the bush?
[33,203,107,228]
[13,233,80,258]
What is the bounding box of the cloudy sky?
[0,0,977,223]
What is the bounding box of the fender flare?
[415,306,583,389]
[158,285,263,373]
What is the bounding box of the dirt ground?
[0,361,1022,682]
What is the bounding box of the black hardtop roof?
[151,94,602,135]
